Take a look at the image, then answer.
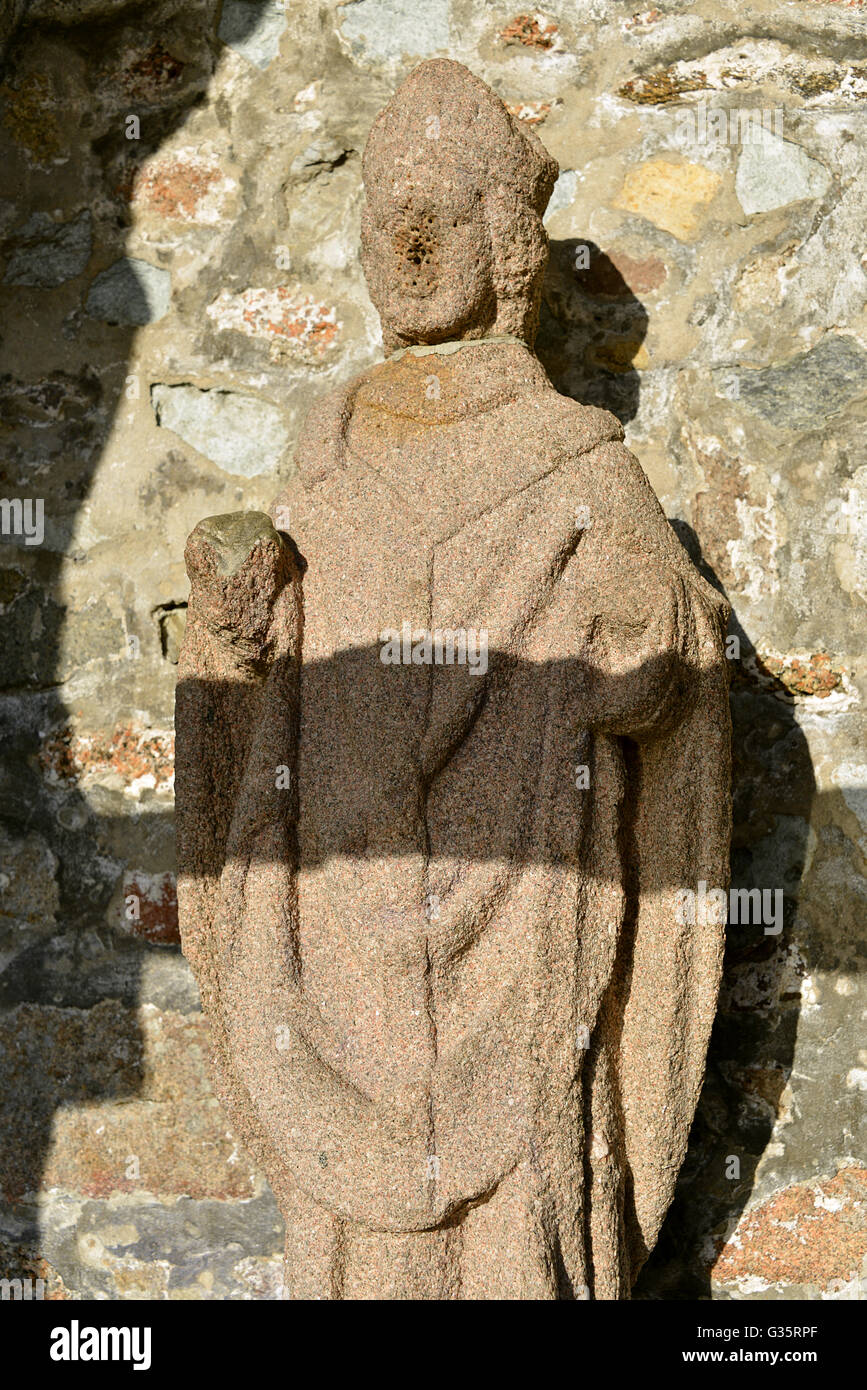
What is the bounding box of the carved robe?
[176,339,731,1299]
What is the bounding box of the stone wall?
[0,0,864,1299]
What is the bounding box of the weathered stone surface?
[0,1001,261,1203]
[711,1167,867,1296]
[218,0,286,71]
[151,383,290,476]
[338,0,450,65]
[614,159,723,241]
[176,59,732,1301]
[1,1189,285,1298]
[131,149,238,226]
[736,132,832,216]
[721,335,867,433]
[0,829,59,975]
[205,286,340,356]
[544,168,579,220]
[86,257,171,325]
[2,210,91,288]
[40,722,175,796]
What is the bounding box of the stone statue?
[176,59,731,1300]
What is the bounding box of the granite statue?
[176,59,731,1300]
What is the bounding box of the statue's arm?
[561,439,732,1282]
[566,439,729,741]
[175,511,301,1006]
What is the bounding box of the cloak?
[176,338,731,1299]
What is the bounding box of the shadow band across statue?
[175,60,732,1300]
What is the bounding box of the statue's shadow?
[537,238,647,424]
[636,524,816,1299]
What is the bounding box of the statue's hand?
[183,511,298,669]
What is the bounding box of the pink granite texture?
[176,59,731,1300]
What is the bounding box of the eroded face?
[361,171,496,346]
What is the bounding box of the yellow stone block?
[615,159,722,240]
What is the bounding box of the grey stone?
[156,604,187,664]
[85,258,171,326]
[338,0,450,64]
[139,951,201,1014]
[218,0,286,71]
[150,384,289,477]
[0,829,59,979]
[722,335,867,432]
[2,211,91,289]
[289,138,351,182]
[57,600,128,681]
[736,132,831,216]
[0,585,65,687]
[189,510,279,575]
[544,170,579,221]
[37,1191,285,1299]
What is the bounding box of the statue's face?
[361,172,495,345]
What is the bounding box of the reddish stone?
[132,157,220,221]
[506,101,553,127]
[623,8,663,29]
[754,651,843,698]
[711,1168,867,1286]
[122,871,179,945]
[40,722,174,793]
[206,286,340,353]
[119,44,186,100]
[577,248,667,297]
[499,15,559,48]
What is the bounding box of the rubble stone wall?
[0,0,864,1298]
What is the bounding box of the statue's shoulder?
[537,392,729,619]
[294,364,380,486]
[526,387,626,467]
[539,391,656,502]
[545,389,624,442]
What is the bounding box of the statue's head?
[361,59,559,354]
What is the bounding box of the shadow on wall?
[0,0,271,1290]
[636,525,817,1298]
[538,237,649,424]
[0,13,823,1299]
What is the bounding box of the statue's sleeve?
[618,585,731,1282]
[175,512,302,1016]
[567,439,732,1284]
[585,574,732,1286]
